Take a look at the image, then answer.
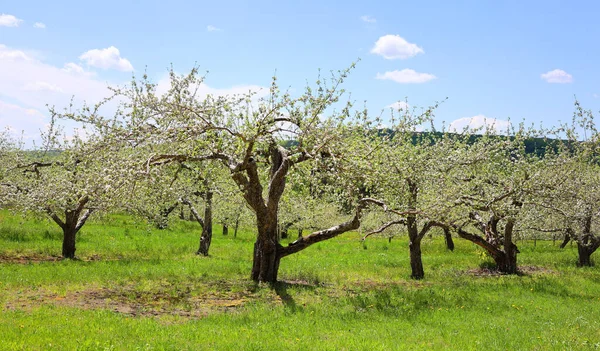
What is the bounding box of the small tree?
[1,118,128,258]
[533,102,600,266]
[447,130,545,274]
[362,109,456,279]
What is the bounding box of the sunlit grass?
[0,211,599,350]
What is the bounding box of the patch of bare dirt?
[0,253,125,264]
[0,253,63,264]
[4,283,253,319]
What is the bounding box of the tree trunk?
[409,238,424,279]
[280,225,288,239]
[493,253,516,274]
[406,180,425,279]
[234,219,240,238]
[297,228,303,238]
[222,223,229,236]
[251,234,281,283]
[197,190,213,256]
[560,232,571,249]
[577,243,593,267]
[498,220,518,274]
[179,205,185,220]
[62,226,77,259]
[444,227,454,251]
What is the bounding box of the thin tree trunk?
[179,204,185,220]
[297,228,303,238]
[407,180,425,280]
[234,218,240,238]
[197,190,213,256]
[222,223,229,236]
[560,233,571,248]
[444,227,454,251]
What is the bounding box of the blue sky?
[1,0,599,142]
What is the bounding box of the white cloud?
[0,44,117,144]
[541,69,573,84]
[0,14,22,27]
[23,81,64,93]
[33,22,46,29]
[79,46,134,71]
[371,34,424,60]
[207,25,221,32]
[0,44,33,61]
[0,100,46,140]
[448,115,511,134]
[62,62,96,77]
[376,69,436,84]
[360,15,376,23]
[386,101,410,110]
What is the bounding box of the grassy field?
[1,211,599,350]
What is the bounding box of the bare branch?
[362,220,406,240]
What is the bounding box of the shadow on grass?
[272,280,320,313]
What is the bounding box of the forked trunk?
[58,208,89,259]
[197,190,213,256]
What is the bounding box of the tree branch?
[278,198,383,258]
[362,220,406,240]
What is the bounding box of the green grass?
[1,211,599,350]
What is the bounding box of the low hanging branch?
[277,198,384,258]
[362,220,406,241]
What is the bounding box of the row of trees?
[1,66,599,282]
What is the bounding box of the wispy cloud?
[33,22,46,29]
[360,15,376,23]
[376,69,436,84]
[207,25,221,32]
[541,69,573,84]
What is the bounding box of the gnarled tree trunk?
[576,217,599,267]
